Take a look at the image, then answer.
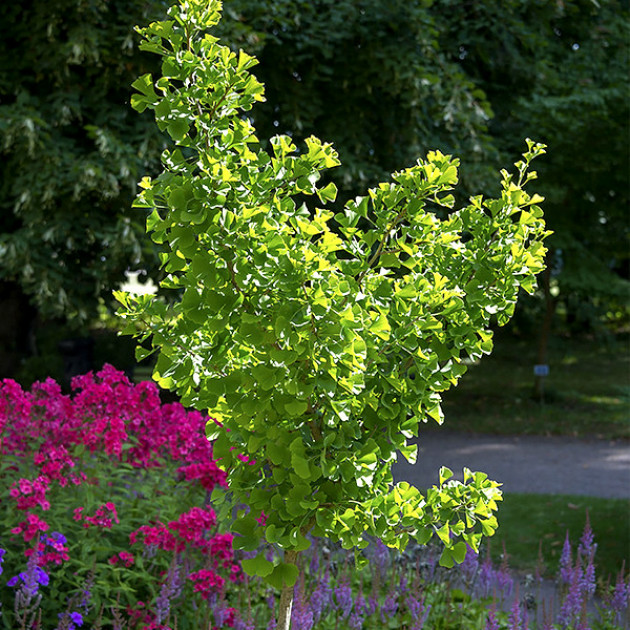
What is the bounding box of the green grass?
[489,493,630,580]
[440,331,630,439]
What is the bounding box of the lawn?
[436,331,629,580]
[440,331,630,440]
[491,493,630,580]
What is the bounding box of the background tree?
[1,0,626,380]
[215,0,500,201]
[218,0,629,333]
[436,0,629,333]
[0,0,167,377]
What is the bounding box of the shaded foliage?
[0,0,168,326]
[0,0,627,379]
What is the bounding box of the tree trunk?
[277,550,298,630]
[534,258,557,402]
[0,281,36,378]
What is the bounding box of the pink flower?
[188,569,225,599]
[118,551,135,567]
[12,512,50,542]
[178,461,227,492]
[82,503,119,529]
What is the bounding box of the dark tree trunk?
[534,258,558,402]
[0,281,36,379]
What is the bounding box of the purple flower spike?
[459,544,480,583]
[367,594,378,616]
[478,556,496,598]
[611,571,629,615]
[485,605,500,630]
[508,594,522,630]
[334,581,353,619]
[348,591,368,630]
[291,587,314,630]
[309,573,332,622]
[578,513,596,562]
[558,566,583,629]
[407,594,430,630]
[11,553,48,600]
[559,531,573,584]
[380,592,398,623]
[155,561,182,623]
[579,555,596,599]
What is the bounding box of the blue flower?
[7,563,48,596]
[58,611,84,630]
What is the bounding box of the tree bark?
[277,550,298,630]
[534,257,557,402]
[0,281,36,378]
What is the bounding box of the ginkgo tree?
[115,0,549,626]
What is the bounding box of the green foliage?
[0,0,168,324]
[118,0,549,587]
[218,0,629,329]
[436,0,630,324]
[214,0,499,200]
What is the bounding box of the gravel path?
[393,431,630,499]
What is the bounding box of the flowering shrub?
[0,366,242,629]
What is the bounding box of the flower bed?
[1,367,628,629]
[0,366,240,629]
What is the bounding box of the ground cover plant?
[116,0,549,624]
[240,520,629,629]
[2,405,628,630]
[0,366,241,629]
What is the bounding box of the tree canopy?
[0,0,169,325]
[0,0,627,376]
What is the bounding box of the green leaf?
[451,540,468,564]
[291,453,311,480]
[439,546,455,568]
[285,400,308,417]
[167,119,189,142]
[439,466,453,484]
[266,562,299,589]
[316,182,338,203]
[241,555,274,578]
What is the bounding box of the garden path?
[393,431,629,624]
[393,430,630,499]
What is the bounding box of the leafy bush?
[0,366,240,629]
[118,6,549,627]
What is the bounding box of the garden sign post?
[116,0,549,626]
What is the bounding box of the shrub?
[0,366,240,629]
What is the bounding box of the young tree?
[116,0,548,626]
